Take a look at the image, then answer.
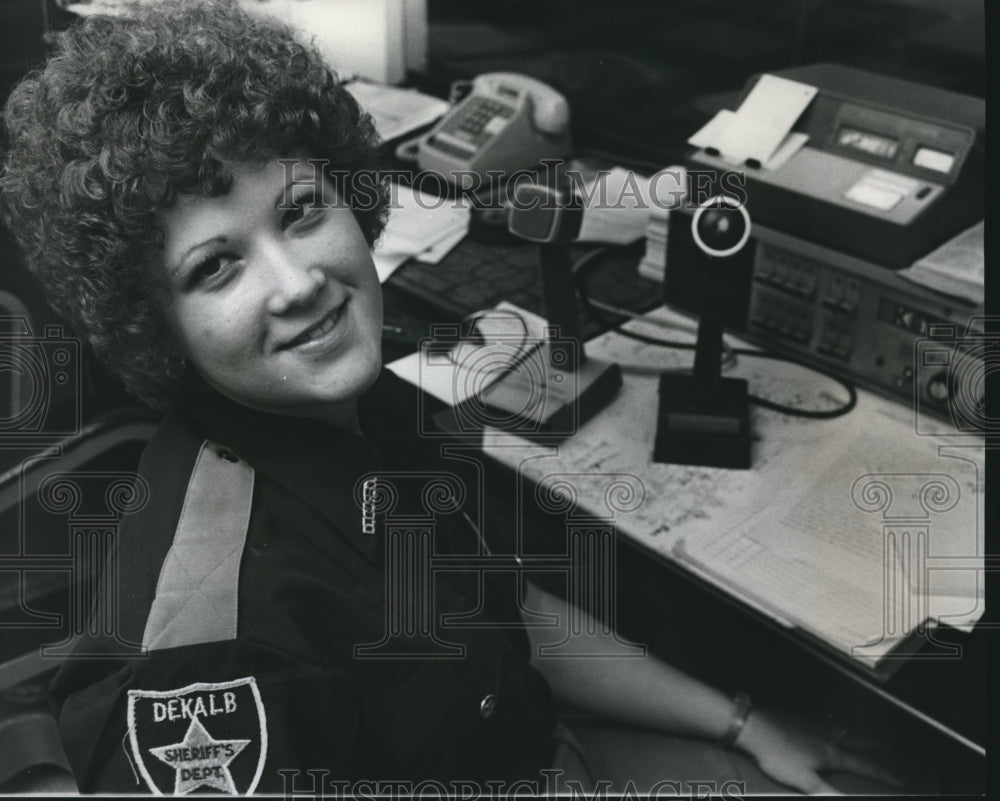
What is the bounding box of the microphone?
[653,195,754,469]
[472,179,621,442]
[507,180,585,371]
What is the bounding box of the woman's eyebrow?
[275,172,319,208]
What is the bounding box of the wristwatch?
[721,692,753,746]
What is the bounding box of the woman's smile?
[282,301,347,352]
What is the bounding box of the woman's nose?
[264,248,327,315]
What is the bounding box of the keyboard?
[385,236,663,341]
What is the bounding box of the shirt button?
[479,694,496,720]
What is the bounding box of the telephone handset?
[416,72,573,182]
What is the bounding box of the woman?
[1,0,882,794]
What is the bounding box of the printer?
[687,63,984,269]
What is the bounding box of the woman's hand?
[734,707,900,795]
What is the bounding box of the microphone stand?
[654,197,753,469]
[475,180,622,441]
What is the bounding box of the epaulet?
[141,440,255,651]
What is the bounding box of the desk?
[390,302,986,788]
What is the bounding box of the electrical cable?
[572,248,714,351]
[572,245,858,420]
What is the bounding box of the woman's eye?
[190,254,236,287]
[283,195,323,229]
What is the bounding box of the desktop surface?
[474,322,985,720]
[381,230,987,790]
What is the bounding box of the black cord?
[729,347,859,419]
[573,248,705,350]
[572,246,858,420]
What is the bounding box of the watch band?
[720,692,753,746]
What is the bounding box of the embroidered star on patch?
[128,677,268,795]
[149,716,250,795]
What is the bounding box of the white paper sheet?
[387,302,549,406]
[345,81,449,142]
[688,74,817,166]
[899,220,984,304]
[372,183,469,281]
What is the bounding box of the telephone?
[416,72,572,184]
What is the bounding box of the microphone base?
[654,373,752,469]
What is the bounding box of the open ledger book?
[454,306,987,670]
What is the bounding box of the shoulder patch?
[127,677,267,795]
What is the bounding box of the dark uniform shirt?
[50,370,557,795]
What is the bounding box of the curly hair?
[0,0,389,408]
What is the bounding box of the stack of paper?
[345,81,449,142]
[688,74,816,168]
[898,220,984,305]
[372,183,469,282]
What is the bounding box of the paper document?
[345,81,449,142]
[763,131,809,171]
[674,424,983,664]
[388,302,549,406]
[371,250,412,284]
[688,74,817,166]
[372,183,469,282]
[416,228,467,265]
[574,168,649,245]
[898,220,984,305]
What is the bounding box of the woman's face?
[156,157,383,422]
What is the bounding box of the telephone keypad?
[455,99,515,141]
